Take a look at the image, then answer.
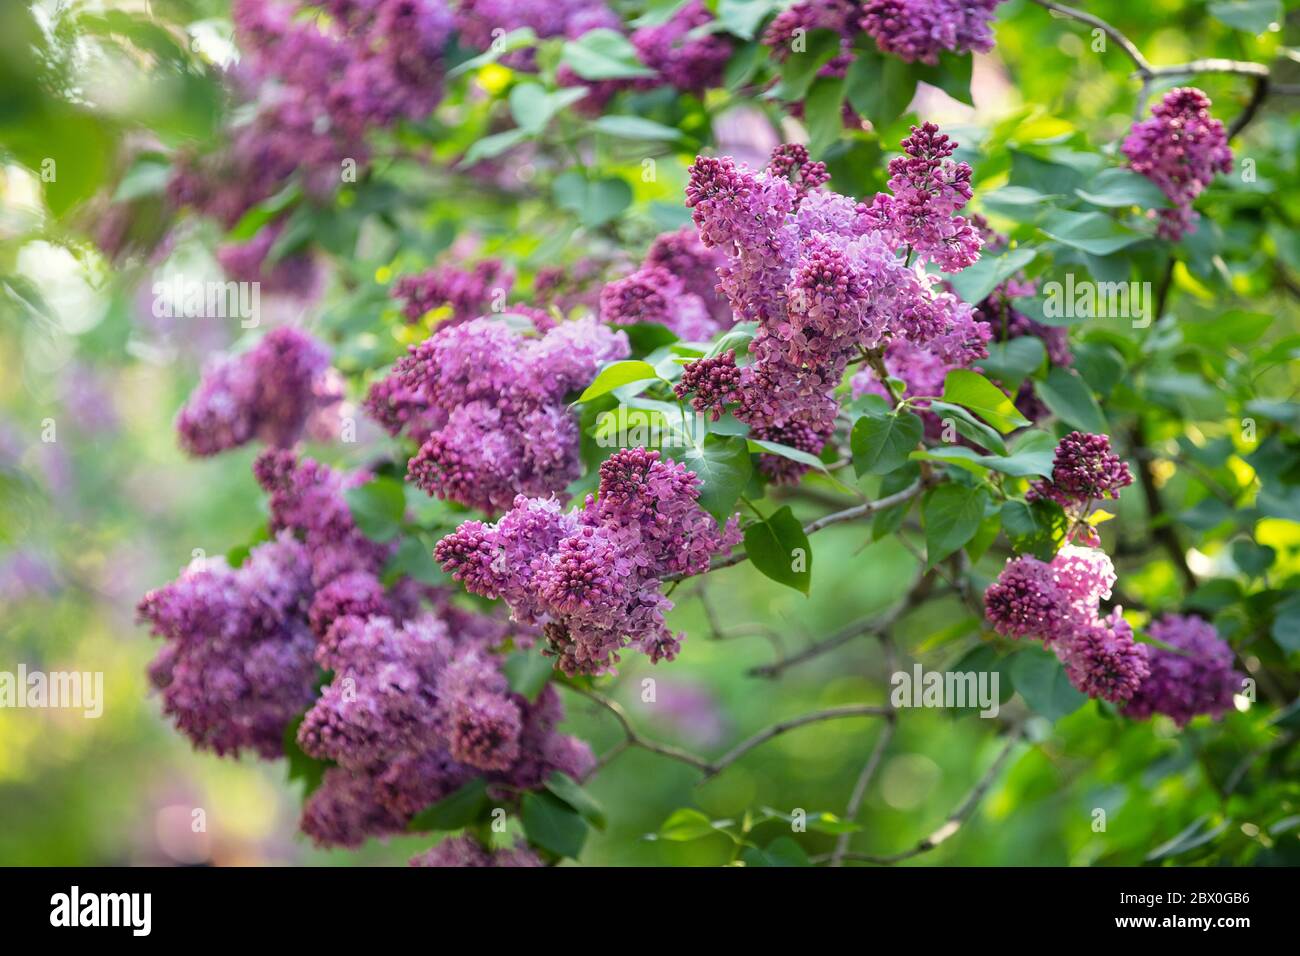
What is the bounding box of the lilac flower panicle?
[436,448,740,676]
[176,328,343,456]
[138,534,317,758]
[1122,614,1243,726]
[1028,431,1134,509]
[1122,87,1232,240]
[392,259,515,325]
[983,555,1073,644]
[675,350,744,420]
[599,266,720,341]
[409,835,544,867]
[630,0,731,95]
[860,0,1002,64]
[1058,610,1150,704]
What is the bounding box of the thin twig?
[814,725,1025,866]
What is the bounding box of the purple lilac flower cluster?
[1121,614,1243,726]
[410,835,544,867]
[599,224,732,339]
[170,0,455,284]
[1027,430,1134,515]
[138,534,318,758]
[762,1,1003,81]
[985,543,1150,703]
[391,259,515,325]
[436,448,741,676]
[681,134,988,481]
[1122,87,1233,240]
[176,327,344,456]
[364,315,629,512]
[629,0,731,95]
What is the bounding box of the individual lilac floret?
[367,315,628,512]
[1122,87,1232,240]
[137,534,317,758]
[1028,431,1134,510]
[599,266,720,341]
[860,0,1002,64]
[1057,610,1150,704]
[436,448,741,676]
[409,835,544,867]
[176,327,343,456]
[391,259,515,325]
[1122,614,1243,726]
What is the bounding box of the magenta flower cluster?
[1122,87,1233,240]
[680,134,988,480]
[1027,430,1134,513]
[1121,614,1243,726]
[763,0,1002,71]
[985,542,1241,721]
[176,327,344,456]
[365,315,628,512]
[170,0,455,284]
[391,259,515,325]
[436,448,740,676]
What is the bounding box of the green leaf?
[553,171,633,228]
[912,50,973,106]
[591,115,682,141]
[1040,209,1144,256]
[407,779,489,832]
[112,158,171,203]
[844,44,917,127]
[382,534,449,586]
[1035,367,1107,433]
[1075,167,1172,209]
[578,360,662,402]
[1001,498,1067,560]
[743,505,813,594]
[344,476,407,543]
[804,75,846,158]
[941,369,1031,433]
[851,409,924,476]
[927,401,1008,455]
[777,29,842,100]
[544,772,607,831]
[945,247,1036,305]
[509,83,589,135]
[561,28,657,80]
[1232,540,1276,578]
[717,0,781,40]
[987,429,1058,478]
[978,337,1046,392]
[682,434,752,524]
[503,643,554,701]
[447,27,537,78]
[922,484,989,567]
[459,128,530,167]
[522,791,589,859]
[1272,593,1300,654]
[652,808,724,842]
[1010,645,1086,720]
[742,837,812,867]
[746,438,829,474]
[1208,0,1281,34]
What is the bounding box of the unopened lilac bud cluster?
[985,543,1150,703]
[1027,431,1134,513]
[176,328,344,456]
[391,259,515,325]
[365,315,629,512]
[682,134,989,481]
[1122,87,1233,240]
[436,448,741,676]
[1121,614,1243,726]
[675,350,744,421]
[138,534,318,758]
